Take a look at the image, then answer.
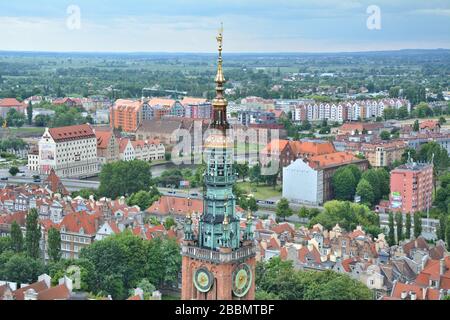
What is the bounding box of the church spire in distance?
[212,22,229,131]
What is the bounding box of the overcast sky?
[0,0,449,52]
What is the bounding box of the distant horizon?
[1,48,450,56]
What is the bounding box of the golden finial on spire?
[215,22,225,84]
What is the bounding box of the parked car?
[1,177,8,181]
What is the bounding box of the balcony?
[204,175,236,185]
[181,245,255,264]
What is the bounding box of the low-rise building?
[95,129,119,164]
[361,140,407,168]
[283,152,369,205]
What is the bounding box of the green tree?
[332,166,357,201]
[356,179,375,206]
[9,166,19,176]
[298,206,310,218]
[25,208,41,259]
[437,214,447,241]
[256,257,372,300]
[446,216,450,249]
[380,130,391,140]
[98,160,153,199]
[235,163,249,182]
[34,114,51,127]
[405,213,411,240]
[1,254,45,284]
[413,102,433,118]
[395,213,404,243]
[309,200,380,236]
[276,198,293,221]
[413,213,422,238]
[10,221,23,253]
[439,116,446,125]
[127,188,160,211]
[163,217,176,230]
[413,120,420,132]
[249,163,262,185]
[397,106,409,119]
[27,101,33,125]
[131,279,156,300]
[388,212,395,246]
[48,227,61,262]
[6,109,26,128]
[418,141,449,192]
[0,237,12,254]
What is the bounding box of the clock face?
[232,263,252,297]
[193,268,213,293]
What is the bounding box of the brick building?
[389,161,433,214]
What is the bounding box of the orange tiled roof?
[290,140,336,156]
[48,124,95,142]
[148,98,176,107]
[59,211,99,235]
[307,151,360,169]
[95,130,113,149]
[146,195,203,216]
[181,97,207,106]
[415,257,450,290]
[13,281,49,300]
[0,98,23,107]
[420,120,440,130]
[37,284,71,300]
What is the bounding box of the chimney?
[400,291,407,300]
[440,258,446,276]
[410,291,416,301]
[38,274,51,288]
[59,276,73,293]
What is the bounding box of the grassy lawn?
[8,127,45,137]
[234,142,265,154]
[236,181,281,200]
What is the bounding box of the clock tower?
[181,25,256,300]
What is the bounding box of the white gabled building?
[282,159,323,206]
[34,124,99,178]
[119,138,135,161]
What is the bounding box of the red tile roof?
[59,211,99,235]
[13,281,49,300]
[95,130,113,149]
[307,152,360,169]
[0,98,24,107]
[37,284,71,300]
[146,196,203,217]
[48,124,95,142]
[44,168,69,195]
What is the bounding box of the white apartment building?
[282,159,324,206]
[292,99,410,123]
[33,124,99,178]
